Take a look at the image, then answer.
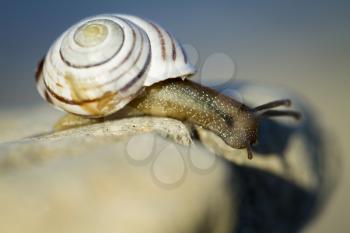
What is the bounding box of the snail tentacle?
[260,110,302,120]
[253,99,291,112]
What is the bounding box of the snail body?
[118,78,300,159]
[36,14,301,159]
[125,79,258,150]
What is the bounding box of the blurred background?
[0,0,349,232]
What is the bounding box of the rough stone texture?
[0,133,234,233]
[0,106,61,143]
[0,82,336,233]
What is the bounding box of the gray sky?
[1,0,349,107]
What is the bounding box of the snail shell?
[36,14,195,117]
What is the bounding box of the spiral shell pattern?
[36,14,195,117]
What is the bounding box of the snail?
[35,14,301,159]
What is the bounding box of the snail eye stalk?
[246,144,253,160]
[253,99,291,112]
[260,110,302,120]
[253,99,301,121]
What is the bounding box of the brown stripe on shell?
[110,27,137,72]
[47,24,137,92]
[167,31,177,61]
[104,28,146,86]
[35,57,45,83]
[59,20,125,69]
[65,73,117,116]
[44,78,106,105]
[148,21,166,60]
[71,26,145,91]
[121,49,152,92]
[45,78,117,116]
[44,91,53,104]
[41,26,146,107]
[42,51,150,107]
[45,80,118,116]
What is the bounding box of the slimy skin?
[54,78,300,159]
[124,79,259,149]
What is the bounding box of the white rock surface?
[0,82,335,233]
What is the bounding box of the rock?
[0,106,61,143]
[0,82,336,233]
[0,115,235,233]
